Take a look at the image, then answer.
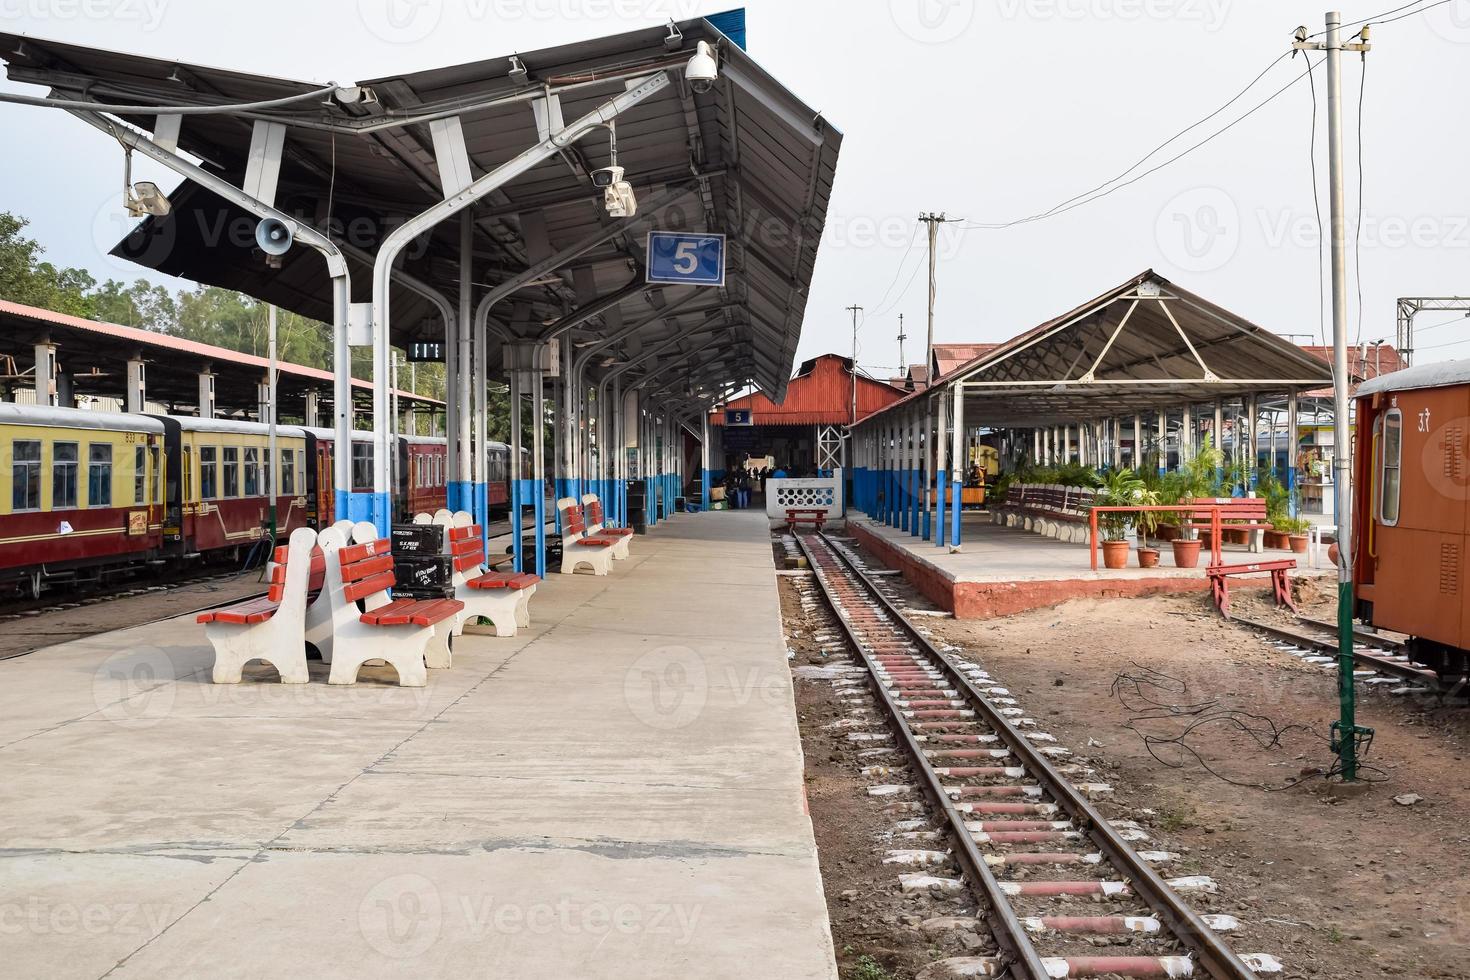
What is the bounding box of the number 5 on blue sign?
[647,231,726,287]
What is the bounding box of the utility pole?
[846,304,862,424]
[266,304,278,547]
[917,212,959,387]
[917,212,959,542]
[897,313,907,371]
[1295,11,1371,782]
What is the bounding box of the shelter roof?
[0,11,840,406]
[856,270,1334,428]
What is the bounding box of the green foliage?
[1255,468,1290,524]
[1090,467,1155,542]
[989,471,1013,505]
[1017,460,1102,488]
[848,955,892,980]
[1274,514,1311,535]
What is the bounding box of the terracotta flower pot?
[1328,542,1340,565]
[1171,539,1203,568]
[1264,530,1290,550]
[1289,534,1309,554]
[1101,539,1130,569]
[1137,547,1160,568]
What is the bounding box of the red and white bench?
[317,522,463,686]
[580,493,633,560]
[199,526,318,684]
[557,496,617,575]
[446,523,539,637]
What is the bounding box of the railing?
[766,477,842,520]
[1087,505,1229,571]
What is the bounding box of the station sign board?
[725,408,753,426]
[647,231,726,287]
[407,342,445,362]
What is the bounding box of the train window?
[1380,409,1402,527]
[244,448,260,496]
[88,444,113,508]
[222,447,239,498]
[183,445,194,502]
[134,446,147,505]
[281,448,296,496]
[152,446,161,505]
[200,447,217,499]
[352,442,373,491]
[12,440,41,511]
[52,442,78,509]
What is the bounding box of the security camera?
[604,178,637,218]
[685,40,718,94]
[591,165,624,189]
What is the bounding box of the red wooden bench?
[1207,559,1298,619]
[325,529,463,687]
[558,498,618,575]
[448,524,539,636]
[198,527,318,684]
[582,495,633,559]
[1187,497,1269,564]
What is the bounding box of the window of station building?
[52,442,78,509]
[12,439,41,511]
[88,444,113,508]
[1380,409,1402,527]
[222,447,239,498]
[134,445,147,505]
[244,447,260,497]
[352,442,373,492]
[280,448,296,496]
[200,447,217,500]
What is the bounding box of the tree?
[0,213,95,315]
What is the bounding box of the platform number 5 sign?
[647,231,726,287]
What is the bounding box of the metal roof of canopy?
[0,13,839,403]
[858,270,1335,429]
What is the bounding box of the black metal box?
[392,523,444,556]
[393,554,454,598]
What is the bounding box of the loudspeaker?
[255,218,294,256]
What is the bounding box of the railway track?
[793,530,1281,979]
[1233,615,1446,693]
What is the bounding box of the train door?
[316,439,335,526]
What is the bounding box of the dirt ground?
[872,552,1469,979]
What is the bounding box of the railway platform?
[0,510,836,980]
[847,510,1334,619]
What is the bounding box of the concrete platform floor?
[849,511,1332,618]
[0,510,836,980]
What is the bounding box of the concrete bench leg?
[462,589,523,638]
[328,625,431,687]
[424,624,453,669]
[205,620,310,685]
[1250,529,1264,554]
[562,549,613,576]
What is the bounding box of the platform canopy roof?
[0,299,440,419]
[858,270,1335,429]
[0,10,839,407]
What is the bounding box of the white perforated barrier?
[766,476,843,521]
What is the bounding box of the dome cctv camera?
[685,40,718,94]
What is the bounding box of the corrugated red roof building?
[711,354,905,426]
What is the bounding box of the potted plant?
[1160,439,1223,568]
[1134,486,1162,567]
[1091,468,1146,569]
[1277,514,1312,553]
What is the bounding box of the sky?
[1,0,1468,378]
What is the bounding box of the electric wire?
[1303,0,1452,38]
[961,54,1323,230]
[869,223,920,314]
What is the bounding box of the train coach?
[1,404,526,597]
[1353,360,1470,680]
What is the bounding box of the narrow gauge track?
[1232,615,1444,691]
[794,530,1281,979]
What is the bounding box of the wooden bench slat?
[453,552,484,573]
[344,570,397,603]
[198,596,279,625]
[339,538,392,564]
[361,597,465,627]
[341,553,394,583]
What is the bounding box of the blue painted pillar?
[936,468,947,548]
[950,474,963,547]
[533,486,547,579]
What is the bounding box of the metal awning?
[859,270,1334,428]
[0,14,840,404]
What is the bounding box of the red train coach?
[1352,361,1470,680]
